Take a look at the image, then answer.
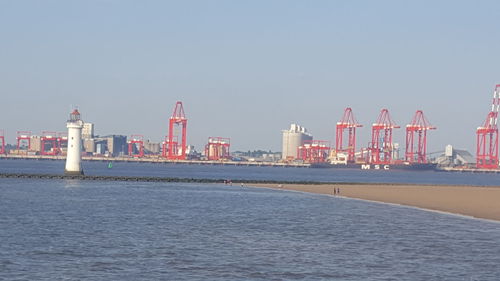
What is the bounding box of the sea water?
[2,159,500,185]
[1,160,500,280]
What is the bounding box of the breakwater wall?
[0,172,448,186]
[0,172,325,185]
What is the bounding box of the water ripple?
[1,179,500,280]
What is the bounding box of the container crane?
[40,131,58,155]
[405,110,436,164]
[165,101,187,160]
[57,132,68,155]
[369,109,400,164]
[128,134,145,157]
[297,140,331,163]
[336,108,362,162]
[476,84,500,169]
[0,130,5,154]
[16,131,32,154]
[205,137,231,160]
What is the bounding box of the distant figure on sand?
[337,188,340,195]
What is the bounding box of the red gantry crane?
[476,84,500,169]
[405,110,436,164]
[128,134,145,158]
[164,101,187,160]
[162,136,177,158]
[41,131,58,155]
[205,137,231,160]
[0,130,5,154]
[57,132,68,155]
[336,108,362,163]
[369,109,400,164]
[17,131,32,154]
[297,140,331,164]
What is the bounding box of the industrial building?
[106,135,127,156]
[30,135,42,153]
[144,139,161,154]
[81,135,128,156]
[82,123,94,139]
[83,138,96,154]
[435,145,476,168]
[282,124,312,161]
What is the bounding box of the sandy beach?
[250,183,500,222]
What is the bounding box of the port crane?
[476,84,500,169]
[369,109,399,164]
[128,134,145,157]
[405,110,436,164]
[164,101,187,160]
[0,130,5,154]
[298,140,331,163]
[205,137,231,160]
[336,108,362,163]
[40,131,58,155]
[16,131,32,154]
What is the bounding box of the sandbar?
[249,183,500,222]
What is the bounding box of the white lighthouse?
[65,109,84,175]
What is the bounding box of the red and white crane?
[16,131,32,154]
[57,132,68,155]
[336,108,362,163]
[41,131,58,156]
[405,110,436,164]
[476,84,500,169]
[128,134,145,158]
[369,109,400,164]
[163,101,187,160]
[205,137,231,161]
[0,130,5,154]
[297,140,331,164]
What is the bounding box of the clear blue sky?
[1,0,500,153]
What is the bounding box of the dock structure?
[436,167,500,173]
[0,154,310,168]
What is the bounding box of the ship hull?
[310,162,437,171]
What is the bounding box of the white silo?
[282,124,313,160]
[65,109,84,175]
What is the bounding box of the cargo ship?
[309,151,437,171]
[310,161,437,171]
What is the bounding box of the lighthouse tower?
[65,109,84,175]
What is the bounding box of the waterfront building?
[105,135,128,157]
[83,138,96,154]
[82,122,94,139]
[282,124,313,160]
[144,139,161,154]
[435,145,476,168]
[30,135,42,154]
